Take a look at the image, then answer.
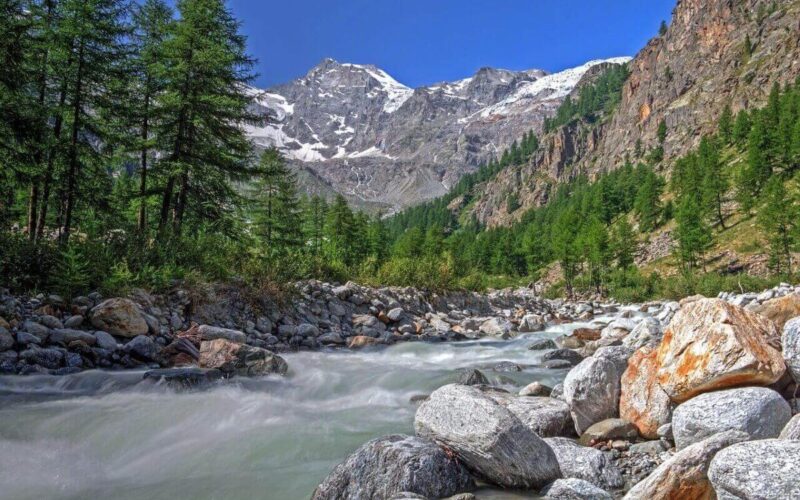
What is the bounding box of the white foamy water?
[0,321,602,500]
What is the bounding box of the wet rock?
[297,323,320,337]
[347,335,380,349]
[387,307,405,322]
[49,329,96,346]
[197,325,247,344]
[454,367,489,386]
[19,346,63,370]
[655,299,785,403]
[779,413,800,439]
[21,320,50,342]
[124,335,163,363]
[544,359,575,369]
[624,430,749,500]
[563,357,621,434]
[529,338,557,350]
[90,298,148,338]
[492,361,522,372]
[0,351,18,373]
[93,331,118,351]
[578,419,638,446]
[519,382,552,397]
[143,367,224,389]
[318,332,345,345]
[572,328,601,342]
[38,315,63,330]
[414,384,560,489]
[63,315,83,328]
[312,434,474,500]
[551,383,565,400]
[540,478,612,500]
[543,437,623,489]
[619,346,672,439]
[199,338,287,377]
[519,314,545,332]
[672,387,791,450]
[15,331,41,346]
[160,338,200,366]
[543,349,584,366]
[709,439,800,500]
[782,317,800,383]
[479,317,513,338]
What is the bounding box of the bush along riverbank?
[309,283,800,499]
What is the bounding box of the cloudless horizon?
[227,0,676,89]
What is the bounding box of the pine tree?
[552,207,581,298]
[578,216,610,293]
[758,176,797,274]
[743,34,753,60]
[733,109,752,146]
[718,105,734,144]
[698,136,727,228]
[738,115,771,210]
[611,218,637,270]
[659,20,668,36]
[657,119,667,144]
[633,168,663,232]
[325,194,356,266]
[303,194,328,264]
[252,148,302,255]
[675,195,712,272]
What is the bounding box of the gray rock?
[124,335,162,363]
[38,315,63,330]
[0,351,18,373]
[297,323,320,337]
[709,439,800,500]
[93,331,119,351]
[657,423,673,441]
[578,419,638,445]
[622,317,662,350]
[318,332,345,345]
[563,357,621,434]
[779,413,800,439]
[491,394,574,438]
[519,382,552,397]
[479,317,513,338]
[197,325,247,344]
[543,349,584,366]
[20,347,63,369]
[543,437,623,489]
[312,434,474,500]
[143,368,224,389]
[21,320,50,342]
[529,338,557,350]
[49,329,97,346]
[592,345,633,377]
[414,384,560,489]
[544,359,574,370]
[15,331,41,346]
[63,315,84,328]
[0,327,14,351]
[387,307,405,322]
[492,361,522,372]
[454,368,488,386]
[551,383,565,400]
[628,440,669,455]
[540,478,613,500]
[782,317,800,383]
[672,387,791,449]
[519,314,545,333]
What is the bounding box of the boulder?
[519,314,545,332]
[479,317,513,338]
[709,439,800,500]
[543,349,584,366]
[572,328,601,342]
[672,387,791,450]
[19,346,63,369]
[297,323,320,337]
[347,336,379,349]
[563,357,621,434]
[0,327,13,351]
[197,325,247,344]
[143,367,223,389]
[655,298,785,403]
[592,345,633,376]
[49,328,97,346]
[318,332,345,345]
[779,413,800,439]
[519,382,552,397]
[540,478,612,500]
[160,338,200,366]
[414,384,560,489]
[387,307,405,322]
[455,368,488,386]
[90,298,148,338]
[312,435,474,500]
[782,317,800,383]
[124,335,162,363]
[543,437,623,489]
[93,331,118,351]
[199,338,287,377]
[529,338,558,350]
[578,419,638,446]
[750,292,800,329]
[619,346,672,439]
[21,320,50,342]
[491,394,574,437]
[623,430,749,500]
[621,317,662,350]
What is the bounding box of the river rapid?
[0,318,611,500]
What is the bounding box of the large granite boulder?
[312,434,474,500]
[197,325,247,344]
[655,298,785,403]
[199,338,287,377]
[779,413,800,440]
[414,384,560,489]
[90,298,148,338]
[490,394,574,437]
[563,356,621,434]
[671,387,791,450]
[623,430,749,500]
[709,439,800,499]
[750,292,800,329]
[540,478,612,500]
[619,346,672,439]
[621,317,662,350]
[543,437,623,490]
[782,317,800,383]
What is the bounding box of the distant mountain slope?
[245,57,630,212]
[469,0,800,226]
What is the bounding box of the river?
[0,320,600,500]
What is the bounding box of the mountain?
[245,57,630,212]
[468,0,800,226]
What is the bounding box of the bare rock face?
[709,439,800,500]
[619,346,672,439]
[198,338,288,377]
[623,430,750,500]
[655,299,785,403]
[90,298,148,338]
[750,292,800,330]
[312,434,474,500]
[563,356,621,435]
[414,384,561,489]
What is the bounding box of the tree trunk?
[27,183,39,239]
[137,89,150,233]
[60,40,85,245]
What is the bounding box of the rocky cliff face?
[471,0,800,226]
[245,57,629,212]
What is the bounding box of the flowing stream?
[0,319,606,500]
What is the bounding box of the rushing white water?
[0,320,602,500]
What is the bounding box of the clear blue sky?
[227,0,676,89]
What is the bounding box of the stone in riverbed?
[49,328,97,346]
[0,327,14,351]
[197,325,247,344]
[543,437,623,489]
[671,387,791,450]
[312,434,474,500]
[19,346,63,369]
[619,346,672,439]
[199,338,287,377]
[779,413,800,439]
[623,430,749,500]
[578,418,638,446]
[529,338,557,350]
[21,320,50,342]
[479,317,514,338]
[622,317,662,350]
[454,368,488,386]
[782,317,800,383]
[749,292,800,330]
[572,328,601,342]
[709,439,800,500]
[540,478,612,500]
[93,330,119,351]
[490,394,574,438]
[519,381,552,397]
[563,357,621,435]
[414,384,560,489]
[90,298,148,338]
[124,335,163,363]
[347,335,380,349]
[655,298,785,403]
[318,332,345,345]
[543,349,584,366]
[143,367,223,389]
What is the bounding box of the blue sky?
[228,0,676,89]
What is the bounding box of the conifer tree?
[659,20,668,36]
[733,109,752,146]
[758,176,797,274]
[698,136,727,228]
[325,194,356,266]
[718,105,733,144]
[675,195,712,271]
[252,148,302,255]
[633,167,663,232]
[303,194,328,264]
[611,218,637,270]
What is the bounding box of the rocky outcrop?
[414,384,561,489]
[623,430,750,500]
[619,346,672,439]
[655,299,785,403]
[198,339,288,377]
[90,298,148,338]
[671,387,791,450]
[709,439,800,500]
[312,435,474,500]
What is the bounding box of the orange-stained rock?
[199,338,287,376]
[751,293,800,330]
[347,335,379,349]
[573,328,602,341]
[620,346,672,439]
[656,299,785,403]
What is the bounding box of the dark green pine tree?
[675,194,712,272]
[552,207,581,298]
[633,167,663,232]
[252,148,303,255]
[718,105,734,144]
[738,115,771,211]
[698,136,727,228]
[303,194,328,264]
[611,218,637,270]
[325,194,356,266]
[757,176,797,274]
[366,212,389,264]
[156,0,260,235]
[659,20,668,36]
[732,109,752,146]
